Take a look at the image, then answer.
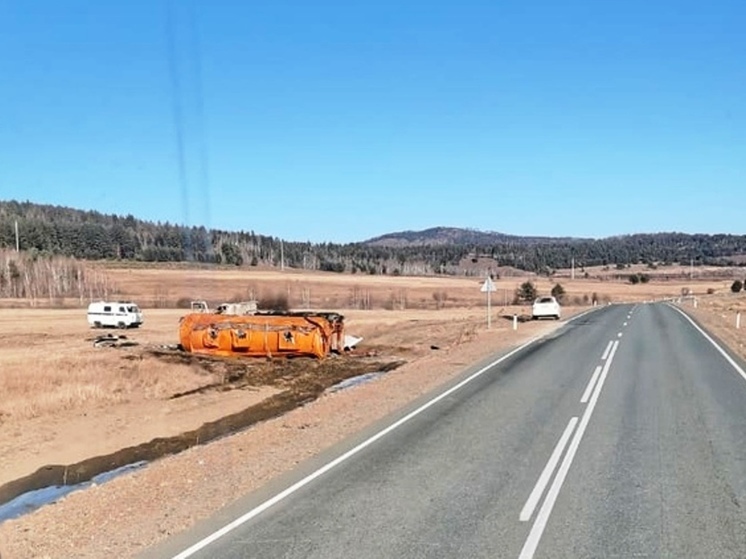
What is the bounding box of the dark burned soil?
[150,348,405,397]
[0,349,405,510]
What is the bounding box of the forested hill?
[1,200,745,274]
[365,227,583,247]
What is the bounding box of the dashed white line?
[519,341,620,559]
[520,417,579,522]
[623,321,628,327]
[617,332,623,338]
[601,341,613,361]
[580,365,603,404]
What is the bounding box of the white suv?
[532,296,561,320]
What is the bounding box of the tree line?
[1,200,745,275]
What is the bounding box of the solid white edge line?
[518,341,620,559]
[519,417,579,522]
[580,365,603,404]
[169,333,557,559]
[601,341,613,361]
[668,305,746,383]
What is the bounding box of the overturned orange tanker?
[179,311,345,359]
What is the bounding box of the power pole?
[280,239,285,271]
[14,220,19,252]
[571,257,575,281]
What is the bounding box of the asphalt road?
[146,303,746,559]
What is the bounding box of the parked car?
[532,296,561,320]
[87,301,144,328]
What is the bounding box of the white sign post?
[481,277,497,329]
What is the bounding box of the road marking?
[519,341,620,559]
[520,417,578,522]
[601,341,613,360]
[668,305,746,384]
[617,332,623,338]
[167,336,550,559]
[623,321,628,327]
[580,365,603,404]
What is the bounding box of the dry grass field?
[685,293,746,362]
[90,264,734,309]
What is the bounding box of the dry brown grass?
[0,310,216,421]
[0,263,729,422]
[91,264,728,310]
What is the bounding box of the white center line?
[618,332,623,338]
[519,341,620,559]
[580,365,603,404]
[601,341,613,360]
[623,321,628,327]
[520,417,579,522]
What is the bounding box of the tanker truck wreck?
[179,311,347,359]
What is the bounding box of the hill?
[364,227,581,247]
[1,200,745,276]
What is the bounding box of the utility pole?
[280,239,285,271]
[571,257,575,281]
[14,220,19,252]
[690,259,694,280]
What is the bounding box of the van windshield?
[127,306,139,313]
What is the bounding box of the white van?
[87,301,144,329]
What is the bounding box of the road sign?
[481,277,497,329]
[480,277,497,293]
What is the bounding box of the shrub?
[516,281,537,303]
[432,290,448,309]
[731,280,743,293]
[175,297,192,309]
[551,283,566,303]
[628,274,640,285]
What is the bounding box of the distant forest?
[1,200,745,275]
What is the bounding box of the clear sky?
[0,0,743,243]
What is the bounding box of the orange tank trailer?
[178,311,345,359]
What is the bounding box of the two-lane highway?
[145,303,746,559]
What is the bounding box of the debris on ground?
[343,335,364,351]
[89,334,139,349]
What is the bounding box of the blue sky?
[0,1,743,243]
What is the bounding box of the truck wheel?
[94,321,102,328]
[118,322,126,329]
